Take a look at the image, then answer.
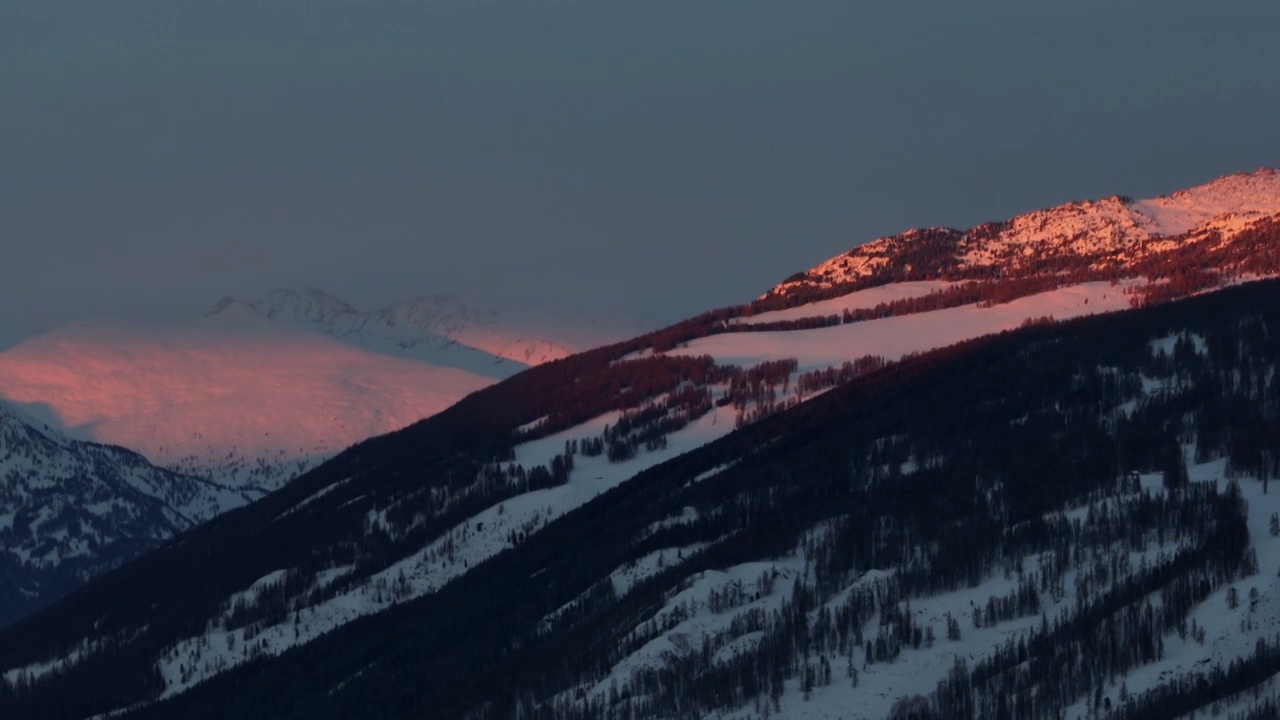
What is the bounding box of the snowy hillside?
[769,167,1280,298]
[664,280,1137,372]
[630,168,1280,386]
[0,400,238,627]
[0,290,641,494]
[0,320,499,492]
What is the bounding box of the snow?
[313,565,355,589]
[0,289,644,494]
[693,456,1280,720]
[572,526,1120,720]
[0,321,497,492]
[2,636,94,686]
[221,570,288,619]
[770,168,1280,297]
[770,579,1049,720]
[3,649,84,686]
[609,543,710,598]
[1060,460,1280,719]
[642,506,701,537]
[151,406,739,699]
[691,462,738,484]
[234,288,643,366]
[1149,332,1208,357]
[511,407,736,480]
[737,281,956,325]
[1133,168,1280,237]
[576,557,808,707]
[667,281,1138,373]
[277,477,352,519]
[0,399,238,575]
[517,416,550,434]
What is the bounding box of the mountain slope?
[0,400,238,628]
[626,167,1280,377]
[0,289,637,493]
[4,170,1280,718]
[4,280,1280,719]
[769,167,1280,300]
[0,320,499,492]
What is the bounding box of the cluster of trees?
[1130,219,1280,307]
[1115,635,1280,719]
[795,356,889,397]
[506,354,733,443]
[595,385,716,462]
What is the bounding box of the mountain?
[0,400,240,628]
[4,169,1280,719]
[0,291,639,493]
[0,319,499,494]
[769,166,1280,300]
[0,291,635,627]
[237,288,617,366]
[627,167,1280,376]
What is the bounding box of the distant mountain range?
[5,169,1280,719]
[226,288,602,366]
[0,292,643,495]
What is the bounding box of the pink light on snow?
[0,322,495,470]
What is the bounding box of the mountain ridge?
[0,399,242,628]
[210,287,636,366]
[767,167,1280,301]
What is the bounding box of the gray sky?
[3,0,1278,349]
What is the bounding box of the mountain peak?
[377,293,481,332]
[247,288,358,325]
[220,288,630,366]
[1134,167,1280,234]
[768,167,1280,300]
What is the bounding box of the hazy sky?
[3,0,1278,348]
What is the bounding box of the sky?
[3,0,1279,349]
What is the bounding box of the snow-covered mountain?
[230,287,637,366]
[770,167,1280,299]
[634,168,1280,380]
[0,319,498,493]
[0,291,641,495]
[0,399,240,627]
[5,169,1280,719]
[0,289,641,629]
